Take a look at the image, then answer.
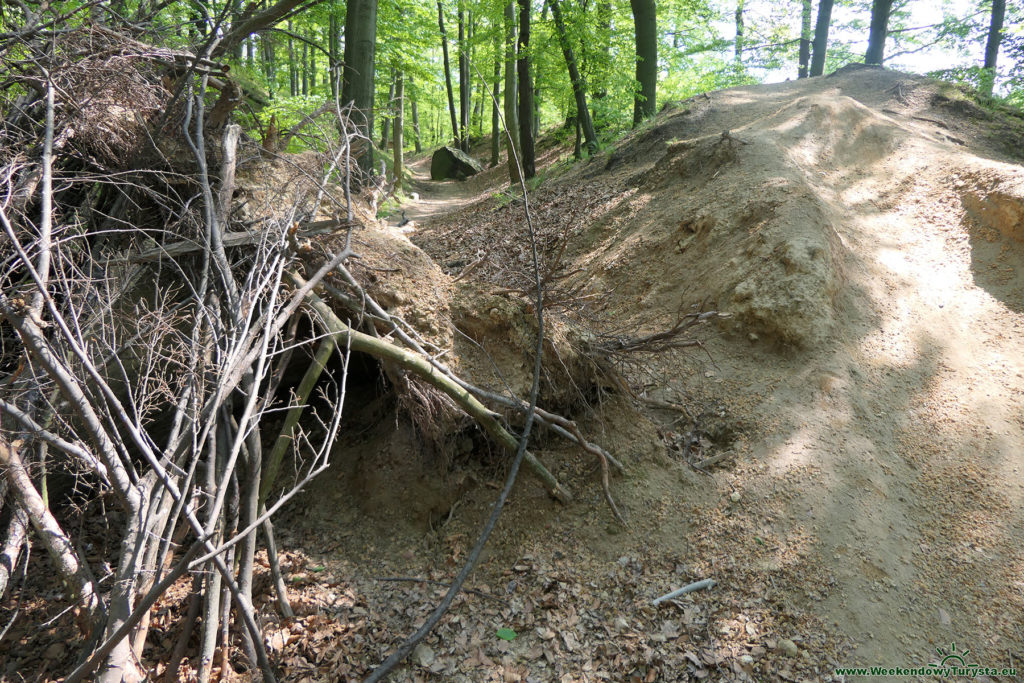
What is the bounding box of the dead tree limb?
[296,278,571,503]
[0,437,101,626]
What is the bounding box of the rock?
[730,491,741,503]
[777,638,799,657]
[430,146,484,180]
[412,643,435,667]
[739,654,754,666]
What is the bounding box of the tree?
[549,0,598,155]
[215,0,311,58]
[491,53,502,166]
[329,0,340,98]
[517,0,536,178]
[410,75,423,153]
[504,1,522,183]
[810,0,834,77]
[865,0,893,65]
[438,1,461,147]
[981,0,1006,97]
[394,71,405,186]
[342,0,380,175]
[798,0,812,78]
[630,0,657,126]
[380,71,396,150]
[735,0,744,62]
[458,3,472,151]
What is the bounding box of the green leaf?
[496,628,517,641]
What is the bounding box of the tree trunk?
[214,0,309,58]
[865,0,892,65]
[491,54,501,166]
[438,1,461,147]
[798,0,812,78]
[230,0,244,60]
[309,29,316,91]
[302,40,309,95]
[516,0,536,179]
[550,0,597,155]
[380,72,395,151]
[735,0,744,62]
[329,0,339,99]
[410,76,423,153]
[262,32,276,94]
[342,0,379,176]
[458,4,472,152]
[591,0,611,129]
[573,114,582,159]
[980,0,1005,97]
[809,0,833,77]
[504,1,521,183]
[630,0,657,126]
[475,83,484,138]
[394,71,405,187]
[534,0,546,141]
[287,21,297,97]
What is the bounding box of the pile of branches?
[0,15,369,681]
[0,9,717,682]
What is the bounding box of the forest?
[1,0,1023,681]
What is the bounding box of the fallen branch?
[652,578,716,605]
[294,276,571,504]
[0,437,101,626]
[120,218,351,263]
[324,265,626,478]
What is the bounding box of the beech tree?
[735,0,744,62]
[631,0,657,126]
[981,0,1006,97]
[517,0,537,178]
[798,0,812,78]
[549,0,598,155]
[504,0,521,183]
[438,0,461,148]
[458,2,471,151]
[342,0,379,174]
[865,0,893,65]
[810,0,835,77]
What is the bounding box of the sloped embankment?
[562,66,1024,669]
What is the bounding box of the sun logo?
[930,642,979,669]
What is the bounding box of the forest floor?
[5,66,1023,682]
[271,65,1024,682]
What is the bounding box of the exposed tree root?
[295,276,573,504]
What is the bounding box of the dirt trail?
[388,156,493,227]
[279,67,1024,681]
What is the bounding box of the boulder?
[430,146,484,181]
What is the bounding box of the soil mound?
[578,79,1023,349]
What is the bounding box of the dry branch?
[0,437,100,626]
[296,277,572,503]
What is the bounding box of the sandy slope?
[579,66,1024,669]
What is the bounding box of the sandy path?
[387,156,491,228]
